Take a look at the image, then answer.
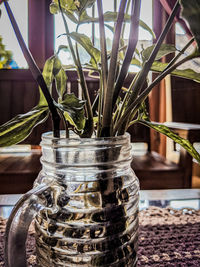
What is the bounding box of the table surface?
[0,189,200,218]
[1,189,200,266]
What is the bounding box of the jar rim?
[40,131,130,147]
[41,131,130,141]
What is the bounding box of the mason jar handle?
[4,183,51,267]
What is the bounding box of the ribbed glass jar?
[34,132,140,267]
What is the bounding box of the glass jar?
[5,132,139,267]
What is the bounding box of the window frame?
[28,0,54,69]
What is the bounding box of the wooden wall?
[0,69,150,146]
[0,69,99,145]
[170,76,200,124]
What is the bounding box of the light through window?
[54,0,153,69]
[0,0,28,68]
[175,22,200,71]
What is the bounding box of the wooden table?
[0,150,41,194]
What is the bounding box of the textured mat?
[1,206,200,266]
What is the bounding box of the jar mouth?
[42,131,129,140]
[41,131,129,142]
[40,131,131,149]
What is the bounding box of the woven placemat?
[1,206,200,266]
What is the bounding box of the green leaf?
[38,55,56,106]
[0,106,49,147]
[131,57,142,67]
[142,44,177,62]
[58,93,86,130]
[69,32,101,67]
[79,10,96,24]
[53,0,77,12]
[52,56,62,76]
[53,0,95,16]
[151,61,200,82]
[55,68,67,100]
[53,56,68,99]
[104,24,114,33]
[57,45,69,54]
[179,0,200,50]
[63,9,78,24]
[79,11,155,39]
[139,20,156,39]
[83,62,99,71]
[50,2,59,14]
[50,0,78,23]
[42,56,56,89]
[138,119,200,164]
[63,64,76,69]
[41,55,67,100]
[38,56,54,106]
[78,0,96,14]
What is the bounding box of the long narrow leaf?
[114,1,180,133]
[79,11,155,39]
[101,0,127,136]
[179,0,200,50]
[151,61,200,82]
[139,119,200,164]
[0,106,49,147]
[4,1,60,137]
[39,55,67,104]
[58,93,86,130]
[97,0,108,136]
[69,32,101,67]
[113,0,141,107]
[58,0,93,137]
[128,1,180,105]
[142,44,177,62]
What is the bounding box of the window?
[54,0,153,67]
[0,0,28,68]
[0,0,153,70]
[175,22,200,71]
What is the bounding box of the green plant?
[0,0,200,163]
[0,35,12,68]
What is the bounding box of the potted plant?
[1,0,200,266]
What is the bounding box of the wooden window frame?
[28,0,54,69]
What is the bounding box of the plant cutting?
[1,0,200,266]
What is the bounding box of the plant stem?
[114,52,199,134]
[116,5,194,135]
[97,78,103,137]
[114,0,180,134]
[114,0,117,12]
[92,4,95,45]
[162,37,195,72]
[113,0,141,107]
[4,0,60,137]
[126,1,180,106]
[121,0,132,40]
[114,71,139,126]
[57,109,69,138]
[58,0,93,137]
[101,0,128,136]
[97,0,108,131]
